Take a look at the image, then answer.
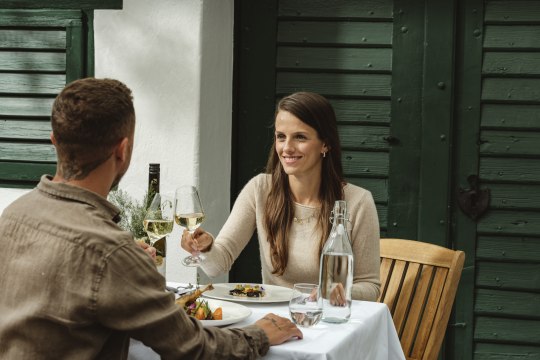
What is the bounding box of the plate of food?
[202,283,293,303]
[175,284,252,327]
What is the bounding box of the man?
[0,78,302,359]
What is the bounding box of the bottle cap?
[149,163,160,173]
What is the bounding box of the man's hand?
[136,240,156,259]
[254,313,303,345]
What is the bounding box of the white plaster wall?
[94,0,233,284]
[0,0,232,285]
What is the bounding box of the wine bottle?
[147,163,166,277]
[319,200,353,323]
[147,163,160,207]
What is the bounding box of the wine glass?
[143,193,174,244]
[174,185,206,267]
[143,193,174,275]
[289,283,323,327]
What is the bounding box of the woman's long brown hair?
[264,92,344,276]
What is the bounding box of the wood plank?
[474,316,540,345]
[411,267,448,359]
[342,150,388,177]
[400,265,434,357]
[476,261,540,291]
[484,25,540,49]
[0,52,66,72]
[485,1,540,23]
[488,183,540,210]
[0,97,55,117]
[0,162,56,181]
[481,104,540,130]
[482,78,540,103]
[0,0,122,9]
[378,257,393,301]
[277,21,393,45]
[0,10,82,27]
[477,235,540,262]
[480,130,540,156]
[345,176,388,203]
[277,46,392,71]
[338,125,389,150]
[474,343,540,360]
[0,120,51,140]
[276,72,391,97]
[478,209,540,236]
[480,157,540,183]
[278,0,393,19]
[483,52,540,76]
[475,288,540,319]
[384,259,407,313]
[393,262,421,336]
[332,99,391,124]
[0,30,66,50]
[0,143,56,162]
[0,73,65,95]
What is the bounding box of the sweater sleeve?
[348,189,381,301]
[200,176,260,277]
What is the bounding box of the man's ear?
[115,137,130,163]
[50,132,57,146]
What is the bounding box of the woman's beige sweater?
[201,174,381,301]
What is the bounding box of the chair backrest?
[378,238,465,360]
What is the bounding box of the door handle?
[457,175,490,221]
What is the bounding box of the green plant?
[108,189,150,240]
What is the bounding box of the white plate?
[202,283,293,303]
[179,298,252,327]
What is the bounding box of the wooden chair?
[378,238,465,360]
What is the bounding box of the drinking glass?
[143,193,174,245]
[143,193,174,276]
[174,186,206,267]
[289,283,323,327]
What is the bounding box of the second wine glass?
[174,185,205,267]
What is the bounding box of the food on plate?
[184,299,222,320]
[229,284,265,298]
[175,283,214,308]
[175,284,222,320]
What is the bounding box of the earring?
[322,152,326,158]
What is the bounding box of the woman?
[182,92,380,301]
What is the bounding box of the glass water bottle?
[319,200,354,323]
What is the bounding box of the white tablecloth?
[129,283,405,360]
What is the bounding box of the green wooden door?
[233,0,540,359]
[0,9,93,188]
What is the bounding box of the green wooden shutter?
[0,9,89,188]
[275,0,393,234]
[475,0,540,357]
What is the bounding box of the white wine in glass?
[143,193,174,277]
[174,186,205,267]
[143,193,174,245]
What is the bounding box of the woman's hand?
[330,283,346,306]
[180,227,213,256]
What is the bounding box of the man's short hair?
[51,78,135,180]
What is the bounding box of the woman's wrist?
[201,232,215,252]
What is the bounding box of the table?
[129,283,405,360]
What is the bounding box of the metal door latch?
[458,175,490,220]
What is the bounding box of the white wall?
[0,0,233,284]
